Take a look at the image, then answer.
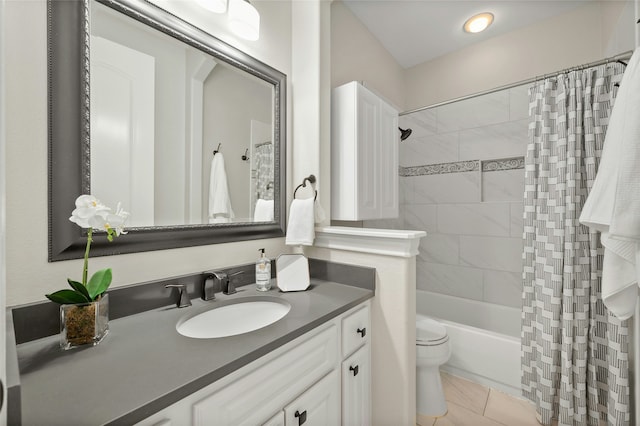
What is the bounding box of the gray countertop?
[16,279,373,425]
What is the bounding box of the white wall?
[331,1,405,110]
[404,1,635,110]
[291,0,332,222]
[0,0,6,421]
[4,0,292,306]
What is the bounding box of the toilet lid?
[416,317,447,343]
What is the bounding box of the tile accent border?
[400,156,524,177]
[481,156,525,172]
[400,160,479,177]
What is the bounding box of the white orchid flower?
[88,202,129,240]
[108,203,129,237]
[69,195,111,228]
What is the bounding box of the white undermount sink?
[176,298,291,339]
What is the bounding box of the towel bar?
[294,175,318,201]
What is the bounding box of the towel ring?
[294,175,318,201]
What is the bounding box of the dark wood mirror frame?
[48,0,286,261]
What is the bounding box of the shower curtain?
[254,142,274,201]
[521,63,630,425]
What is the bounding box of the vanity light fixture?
[196,0,228,14]
[228,0,260,41]
[463,12,494,34]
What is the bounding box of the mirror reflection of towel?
[285,198,315,246]
[208,153,234,222]
[254,199,274,222]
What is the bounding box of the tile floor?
[417,372,540,426]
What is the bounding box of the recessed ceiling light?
[463,12,494,34]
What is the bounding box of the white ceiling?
[342,0,597,69]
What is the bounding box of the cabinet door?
[378,100,399,218]
[285,370,340,426]
[356,85,380,220]
[342,345,371,426]
[263,411,285,426]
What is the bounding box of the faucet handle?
[165,284,192,308]
[224,271,243,295]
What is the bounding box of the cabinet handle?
[357,327,366,338]
[349,365,359,376]
[295,410,307,425]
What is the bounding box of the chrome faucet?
[203,271,244,299]
[202,272,225,301]
[165,284,192,308]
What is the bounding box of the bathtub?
[416,290,521,396]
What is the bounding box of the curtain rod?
[400,50,634,116]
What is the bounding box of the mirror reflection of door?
[90,36,155,227]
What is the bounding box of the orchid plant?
[46,195,129,305]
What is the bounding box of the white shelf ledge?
[313,226,426,258]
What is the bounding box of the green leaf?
[66,279,91,302]
[46,290,91,305]
[87,268,112,300]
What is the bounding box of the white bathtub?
[416,290,521,396]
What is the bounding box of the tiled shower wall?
[365,85,529,309]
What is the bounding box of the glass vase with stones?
[60,293,109,350]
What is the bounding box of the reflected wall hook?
[241,149,250,161]
[213,143,221,156]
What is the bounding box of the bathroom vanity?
[8,260,374,425]
[138,300,371,426]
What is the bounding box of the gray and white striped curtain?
[521,63,630,425]
[255,142,274,201]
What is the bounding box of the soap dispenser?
[256,248,271,291]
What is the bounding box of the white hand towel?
[254,199,274,222]
[208,153,235,222]
[285,198,315,246]
[579,50,640,320]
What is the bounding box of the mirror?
[48,0,286,261]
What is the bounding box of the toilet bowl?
[416,314,451,417]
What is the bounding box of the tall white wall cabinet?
[331,81,399,221]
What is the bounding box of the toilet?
[416,314,452,417]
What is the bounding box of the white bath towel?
[285,198,315,246]
[579,50,640,320]
[254,199,274,222]
[208,153,235,222]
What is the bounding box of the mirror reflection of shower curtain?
[254,141,274,202]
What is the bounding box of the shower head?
[399,127,412,141]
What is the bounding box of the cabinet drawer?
[192,324,338,426]
[342,305,370,358]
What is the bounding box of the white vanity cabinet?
[331,81,399,221]
[136,301,371,426]
[340,304,371,426]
